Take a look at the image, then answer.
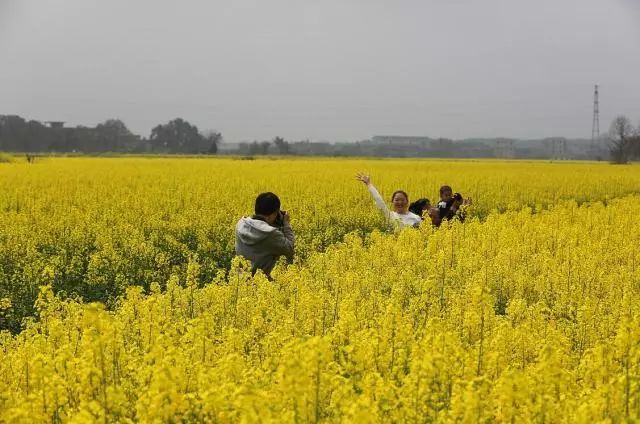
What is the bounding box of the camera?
[275,210,287,226]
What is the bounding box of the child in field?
[435,186,472,226]
[356,173,422,228]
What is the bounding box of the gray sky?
[1,0,639,142]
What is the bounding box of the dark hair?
[453,192,463,202]
[254,192,281,216]
[391,190,409,202]
[439,185,453,195]
[408,198,430,216]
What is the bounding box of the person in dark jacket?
[435,185,454,226]
[435,186,472,226]
[235,192,295,278]
[408,198,431,218]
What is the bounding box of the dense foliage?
[1,157,640,421]
[0,116,219,154]
[1,157,640,333]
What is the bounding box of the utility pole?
[591,84,600,154]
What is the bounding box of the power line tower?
[591,84,600,152]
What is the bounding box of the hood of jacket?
[236,216,277,246]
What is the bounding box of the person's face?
[440,189,452,201]
[392,193,408,211]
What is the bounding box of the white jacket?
[367,184,422,228]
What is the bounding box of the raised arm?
[355,173,391,219]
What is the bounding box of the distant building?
[217,142,241,154]
[290,141,333,155]
[45,121,65,129]
[494,139,515,158]
[371,136,431,148]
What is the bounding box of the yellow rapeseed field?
[1,157,640,422]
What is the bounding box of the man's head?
[255,192,281,225]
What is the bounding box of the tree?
[95,119,134,152]
[149,118,205,153]
[273,136,290,154]
[259,141,271,155]
[246,141,271,155]
[632,121,640,160]
[0,115,29,151]
[249,141,261,155]
[0,116,57,152]
[203,131,222,154]
[608,115,635,164]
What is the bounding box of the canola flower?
[1,185,640,421]
[1,157,639,332]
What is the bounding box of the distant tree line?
[227,137,588,159]
[0,115,221,154]
[237,137,291,156]
[2,113,639,161]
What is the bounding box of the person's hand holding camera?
[281,210,290,224]
[276,210,290,226]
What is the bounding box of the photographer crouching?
[235,192,295,279]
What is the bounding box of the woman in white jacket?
[356,173,422,228]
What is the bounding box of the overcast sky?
[1,0,639,142]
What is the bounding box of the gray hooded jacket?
[235,216,295,276]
